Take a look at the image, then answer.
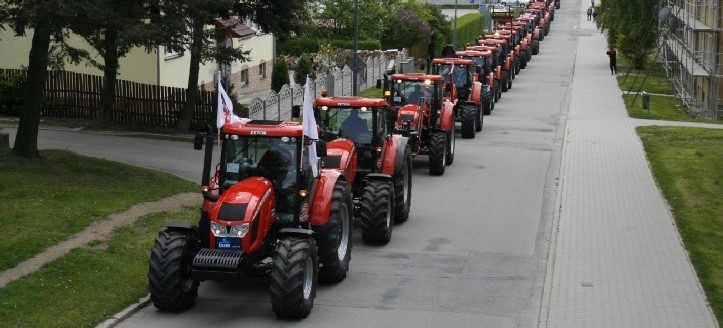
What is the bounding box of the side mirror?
[315,140,327,157]
[193,133,204,150]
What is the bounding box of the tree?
[2,0,89,158]
[316,0,401,40]
[596,0,658,69]
[380,8,431,49]
[272,57,290,92]
[294,54,316,85]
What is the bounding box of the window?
[240,68,249,86]
[259,62,266,79]
[164,46,182,59]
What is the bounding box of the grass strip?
[616,73,674,95]
[0,149,196,272]
[637,126,723,324]
[0,206,198,328]
[622,94,722,124]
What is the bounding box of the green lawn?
[617,74,674,95]
[0,206,198,327]
[637,126,723,324]
[0,150,196,272]
[622,94,722,124]
[359,87,384,98]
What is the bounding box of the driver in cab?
[339,108,368,141]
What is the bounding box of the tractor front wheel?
[475,105,483,132]
[514,56,521,75]
[360,180,394,244]
[520,50,528,69]
[482,87,493,115]
[446,128,455,165]
[532,40,540,55]
[148,230,199,312]
[495,82,501,101]
[393,146,412,224]
[501,71,509,92]
[270,236,318,319]
[317,180,353,283]
[461,105,476,139]
[428,131,447,176]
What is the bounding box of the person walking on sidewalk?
[587,6,592,21]
[592,9,598,22]
[606,47,618,75]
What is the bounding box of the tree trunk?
[12,24,52,159]
[98,27,120,124]
[176,18,205,131]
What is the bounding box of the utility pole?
[453,0,458,47]
[352,0,359,96]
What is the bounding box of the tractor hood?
[396,104,421,130]
[209,177,275,225]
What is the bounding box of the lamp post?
[352,0,359,96]
[453,0,458,47]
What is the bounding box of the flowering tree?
[381,8,432,49]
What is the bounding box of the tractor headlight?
[229,223,250,238]
[210,221,227,237]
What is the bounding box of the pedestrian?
[606,47,617,75]
[592,9,598,22]
[587,6,592,21]
[591,0,595,6]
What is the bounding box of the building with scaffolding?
[660,0,722,120]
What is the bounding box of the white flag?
[216,74,248,129]
[302,76,319,177]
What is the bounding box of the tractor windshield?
[222,135,299,190]
[317,106,375,145]
[391,80,435,106]
[435,64,472,89]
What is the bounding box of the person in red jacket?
[606,47,618,75]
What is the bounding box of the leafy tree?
[316,0,401,40]
[2,0,89,158]
[596,0,658,69]
[294,54,316,85]
[381,8,431,49]
[271,57,290,92]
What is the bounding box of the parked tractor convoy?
[147,0,558,320]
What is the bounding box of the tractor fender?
[515,45,521,57]
[325,138,357,184]
[380,135,408,177]
[439,102,455,132]
[533,28,540,40]
[470,82,482,105]
[209,177,276,253]
[309,169,345,227]
[488,72,495,87]
[495,66,502,79]
[165,222,196,232]
[365,173,393,181]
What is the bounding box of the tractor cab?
[467,45,501,71]
[456,50,492,78]
[386,73,444,131]
[431,58,474,101]
[479,39,509,68]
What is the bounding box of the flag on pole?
[216,73,248,129]
[302,76,319,177]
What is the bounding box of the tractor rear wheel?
[520,50,528,69]
[545,24,550,36]
[532,40,540,55]
[475,105,482,132]
[428,131,447,176]
[495,82,501,101]
[148,230,199,312]
[360,180,394,244]
[446,128,455,165]
[393,146,412,224]
[501,71,509,92]
[514,56,521,74]
[317,180,352,283]
[482,87,493,115]
[270,236,318,319]
[461,105,476,139]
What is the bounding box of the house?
[0,19,274,96]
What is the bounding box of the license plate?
[216,237,241,250]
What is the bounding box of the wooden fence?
[0,69,216,129]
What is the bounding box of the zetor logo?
[250,130,267,135]
[336,102,350,106]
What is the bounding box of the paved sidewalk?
[540,1,719,328]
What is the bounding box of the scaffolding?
[660,0,722,120]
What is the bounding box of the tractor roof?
[479,38,506,45]
[432,58,474,66]
[485,33,512,40]
[468,45,499,53]
[222,120,303,137]
[464,46,494,55]
[456,50,491,58]
[314,96,388,108]
[390,73,444,82]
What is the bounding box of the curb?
[0,122,194,143]
[96,295,151,328]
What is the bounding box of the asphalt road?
[1,6,577,328]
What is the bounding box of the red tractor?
[314,96,413,242]
[148,120,353,319]
[478,38,514,92]
[456,50,496,115]
[466,45,504,103]
[385,73,455,175]
[485,31,522,76]
[515,15,542,55]
[431,58,484,138]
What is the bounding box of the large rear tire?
[475,105,482,132]
[520,50,528,69]
[446,127,455,165]
[317,180,352,283]
[428,131,447,176]
[514,56,521,74]
[270,237,318,319]
[393,146,412,224]
[482,87,493,115]
[148,230,199,312]
[501,71,509,92]
[360,180,394,244]
[532,40,540,55]
[460,105,475,139]
[495,82,501,101]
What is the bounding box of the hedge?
[278,38,382,56]
[451,13,484,50]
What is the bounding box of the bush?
[294,54,316,85]
[451,13,484,50]
[278,38,381,56]
[0,69,27,116]
[271,57,290,93]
